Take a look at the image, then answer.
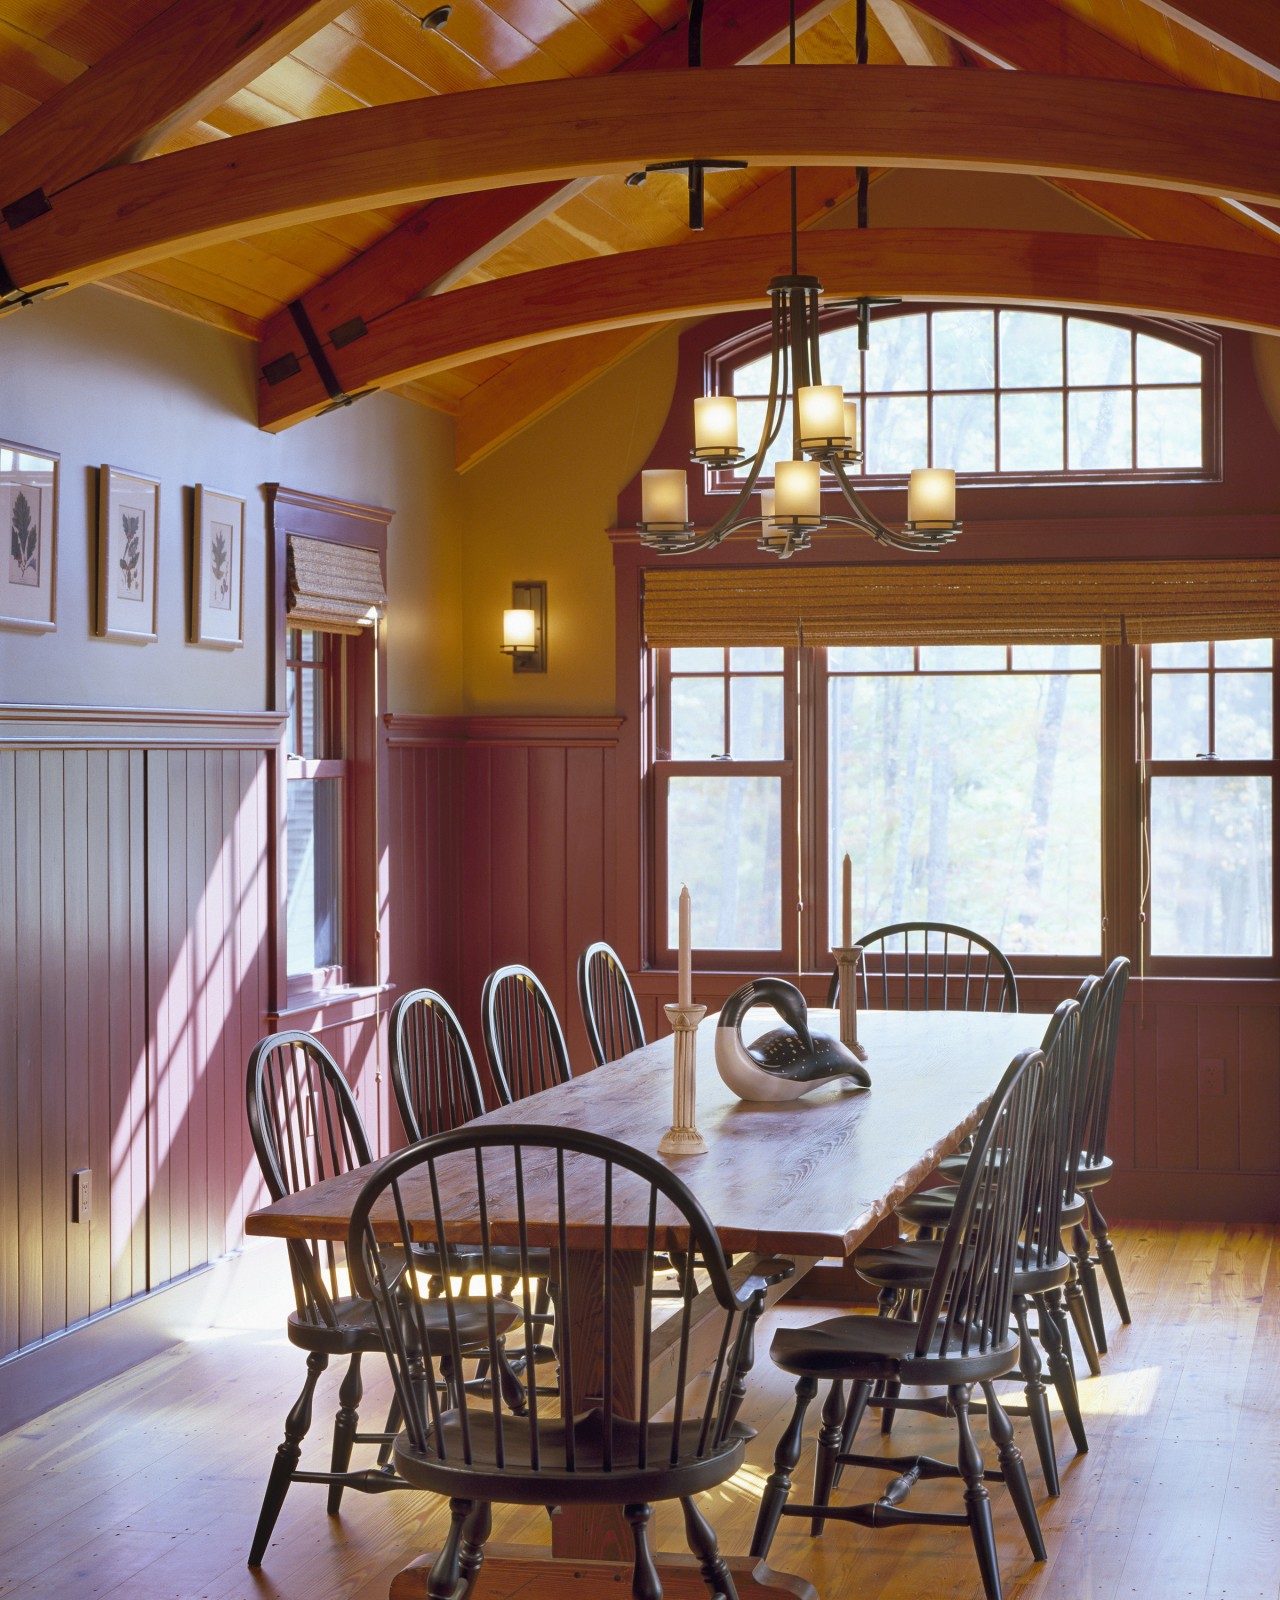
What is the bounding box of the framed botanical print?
[1,439,59,632]
[97,465,159,642]
[191,485,245,647]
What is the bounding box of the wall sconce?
[500,581,546,673]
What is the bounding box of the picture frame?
[191,485,245,647]
[97,465,159,642]
[1,439,59,633]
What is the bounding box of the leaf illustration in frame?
[9,488,39,586]
[117,508,143,600]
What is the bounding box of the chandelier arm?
[827,455,952,552]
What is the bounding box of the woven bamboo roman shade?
[287,535,387,634]
[644,561,1280,648]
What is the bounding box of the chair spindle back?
[577,941,646,1067]
[1077,956,1130,1166]
[914,1047,1043,1359]
[389,988,486,1143]
[482,965,573,1104]
[246,1030,372,1329]
[828,921,1018,1014]
[348,1126,762,1477]
[1018,998,1085,1271]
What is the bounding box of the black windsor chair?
[828,920,1019,1014]
[481,963,573,1104]
[750,1047,1047,1600]
[388,987,557,1383]
[245,1030,523,1568]
[1070,956,1132,1353]
[578,940,646,1067]
[853,998,1091,1495]
[347,1124,794,1600]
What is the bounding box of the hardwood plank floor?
[0,1223,1275,1600]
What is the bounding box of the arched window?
[713,306,1216,486]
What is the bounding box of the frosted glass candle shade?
[774,459,822,519]
[797,385,848,445]
[694,395,739,453]
[907,467,957,526]
[642,469,689,524]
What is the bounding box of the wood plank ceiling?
[1,0,1277,470]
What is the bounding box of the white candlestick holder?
[658,1003,709,1156]
[832,946,869,1062]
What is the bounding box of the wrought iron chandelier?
[635,0,962,560]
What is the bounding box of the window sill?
[272,982,396,1035]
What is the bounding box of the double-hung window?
[654,647,797,969]
[285,627,347,987]
[1143,639,1275,968]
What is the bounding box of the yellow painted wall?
[455,329,680,716]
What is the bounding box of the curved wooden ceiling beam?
[258,229,1280,431]
[3,68,1280,303]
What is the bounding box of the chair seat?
[856,1241,1071,1298]
[392,1406,744,1505]
[770,1311,1021,1386]
[1075,1154,1113,1189]
[1060,1193,1086,1228]
[424,1243,554,1280]
[287,1294,521,1356]
[895,1187,960,1229]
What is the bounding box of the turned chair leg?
[809,1378,845,1535]
[751,1374,817,1559]
[682,1495,739,1600]
[1062,1257,1102,1377]
[981,1381,1046,1563]
[249,1350,328,1567]
[327,1352,364,1514]
[428,1499,473,1600]
[459,1500,493,1599]
[1088,1192,1131,1325]
[1072,1221,1108,1355]
[626,1503,662,1600]
[1012,1294,1059,1496]
[1037,1290,1088,1457]
[952,1382,1003,1600]
[832,1377,872,1492]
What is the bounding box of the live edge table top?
[246,1008,1049,1260]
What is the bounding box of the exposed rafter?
[5,68,1279,311]
[904,0,1280,255]
[257,229,1280,430]
[870,1,965,67]
[0,0,351,221]
[258,0,848,380]
[451,166,878,472]
[1139,0,1280,84]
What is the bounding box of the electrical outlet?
[1199,1059,1226,1098]
[71,1168,91,1224]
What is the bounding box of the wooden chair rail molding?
[4,69,1279,309]
[384,714,623,750]
[0,705,285,749]
[261,229,1280,429]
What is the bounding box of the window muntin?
[1144,639,1275,962]
[720,308,1209,486]
[285,627,346,984]
[827,646,1102,956]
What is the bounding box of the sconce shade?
[503,608,537,651]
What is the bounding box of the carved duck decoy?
[715,978,872,1102]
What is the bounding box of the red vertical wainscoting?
[384,716,622,1093]
[0,715,276,1370]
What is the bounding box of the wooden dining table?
[247,1004,1047,1600]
